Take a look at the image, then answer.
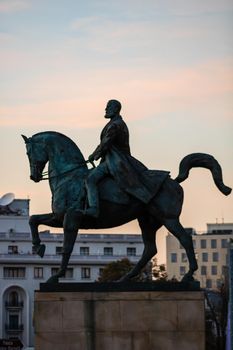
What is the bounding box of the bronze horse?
[22,132,231,283]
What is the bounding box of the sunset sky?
[0,0,232,262]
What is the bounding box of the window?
[51,267,59,276]
[171,253,177,263]
[127,247,136,256]
[56,246,63,255]
[212,252,219,262]
[8,246,18,254]
[180,266,186,275]
[34,267,43,279]
[216,279,223,289]
[211,266,217,275]
[104,247,113,256]
[192,240,196,249]
[221,239,228,248]
[211,239,217,249]
[222,265,228,276]
[51,267,73,278]
[81,267,91,279]
[9,291,19,306]
[99,268,104,277]
[181,253,187,262]
[200,240,206,249]
[202,252,208,262]
[206,279,212,288]
[65,268,73,279]
[9,315,19,330]
[201,266,207,275]
[4,267,25,278]
[80,247,90,255]
[213,229,232,234]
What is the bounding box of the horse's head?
[22,134,48,182]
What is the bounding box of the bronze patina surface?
[22,100,231,284]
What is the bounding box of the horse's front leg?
[46,209,82,283]
[29,213,63,257]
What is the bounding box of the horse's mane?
[32,131,86,162]
[33,131,77,145]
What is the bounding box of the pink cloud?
[0,0,30,13]
[0,97,106,128]
[0,59,232,128]
[70,16,102,31]
[166,0,233,15]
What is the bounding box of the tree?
[205,270,229,350]
[151,257,168,281]
[98,257,168,283]
[98,258,137,282]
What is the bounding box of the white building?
[166,223,233,289]
[0,197,143,348]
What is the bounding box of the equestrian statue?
[22,99,232,283]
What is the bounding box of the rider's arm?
[89,122,119,161]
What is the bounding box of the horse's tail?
[175,153,232,196]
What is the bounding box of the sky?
[0,0,232,263]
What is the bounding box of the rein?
[41,160,95,181]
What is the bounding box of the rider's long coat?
[92,115,169,204]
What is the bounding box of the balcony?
[0,253,140,264]
[5,324,24,333]
[5,301,24,308]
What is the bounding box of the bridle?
[40,160,94,181]
[28,138,96,181]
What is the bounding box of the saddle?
[98,169,170,205]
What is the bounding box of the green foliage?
[151,258,168,281]
[98,258,134,282]
[98,257,169,283]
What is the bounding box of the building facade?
[166,223,233,289]
[0,198,143,348]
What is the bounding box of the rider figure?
[84,99,130,218]
[82,99,168,219]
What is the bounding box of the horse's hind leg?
[119,216,161,282]
[164,218,198,282]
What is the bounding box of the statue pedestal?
[34,282,205,350]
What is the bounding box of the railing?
[0,232,30,238]
[0,232,143,241]
[5,301,24,308]
[0,254,140,261]
[5,324,24,332]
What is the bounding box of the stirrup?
[76,207,99,219]
[84,206,99,218]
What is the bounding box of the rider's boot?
[74,206,99,218]
[84,206,99,218]
[76,163,106,218]
[84,180,99,218]
[75,178,99,218]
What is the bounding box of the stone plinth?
[34,283,205,350]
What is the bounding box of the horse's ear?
[21,135,29,143]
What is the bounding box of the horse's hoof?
[46,275,59,284]
[37,244,46,258]
[181,275,194,283]
[116,274,130,283]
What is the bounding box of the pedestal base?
[34,283,205,350]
